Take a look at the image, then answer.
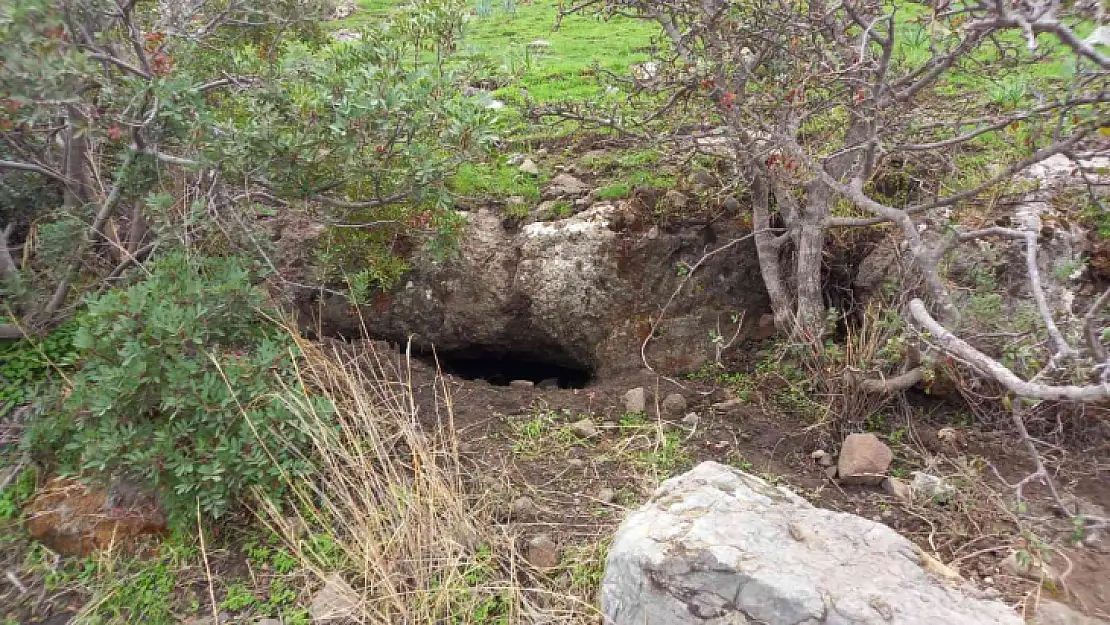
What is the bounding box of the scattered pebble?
[526,534,560,568]
[882,477,913,504]
[661,393,688,418]
[569,418,599,439]
[519,158,540,175]
[624,387,646,414]
[681,412,700,426]
[568,458,585,469]
[664,189,688,209]
[910,471,956,502]
[309,574,359,623]
[598,488,617,504]
[837,433,893,485]
[511,496,538,520]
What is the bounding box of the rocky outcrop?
[309,203,768,376]
[601,461,1022,625]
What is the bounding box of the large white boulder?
[601,461,1022,625]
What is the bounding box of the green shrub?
[0,320,79,414]
[25,252,320,524]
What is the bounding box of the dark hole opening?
[418,349,593,389]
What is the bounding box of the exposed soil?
[386,340,1110,622]
[3,336,1109,623]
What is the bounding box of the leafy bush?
[25,252,319,524]
[0,320,79,414]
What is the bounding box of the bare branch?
[910,298,1110,401]
[0,159,72,186]
[1083,286,1110,367]
[854,367,925,393]
[0,224,17,284]
[45,149,137,318]
[85,52,153,80]
[958,227,1074,358]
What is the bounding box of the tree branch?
[0,224,18,284]
[854,367,925,393]
[0,159,72,186]
[910,298,1110,401]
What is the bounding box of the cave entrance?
[418,349,594,389]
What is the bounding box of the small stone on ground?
[660,393,687,417]
[309,573,359,623]
[598,487,617,504]
[882,477,913,503]
[511,496,538,520]
[623,387,646,414]
[837,433,893,485]
[519,158,539,175]
[910,471,956,501]
[570,418,599,439]
[527,534,559,568]
[544,173,590,198]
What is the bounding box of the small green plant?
[268,578,297,607]
[987,77,1028,111]
[503,200,532,219]
[25,252,319,525]
[728,453,754,471]
[221,583,259,611]
[561,542,607,594]
[1053,257,1085,281]
[594,183,632,200]
[450,162,543,201]
[282,609,312,625]
[0,464,37,519]
[634,430,691,475]
[0,320,79,412]
[509,412,553,457]
[618,411,647,428]
[30,532,198,624]
[542,200,573,220]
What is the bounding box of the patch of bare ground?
[388,339,1110,622]
[3,337,1107,623]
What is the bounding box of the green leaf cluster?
[25,252,322,524]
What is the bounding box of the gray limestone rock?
[601,461,1022,625]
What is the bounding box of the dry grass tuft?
[247,334,600,624]
[250,336,525,624]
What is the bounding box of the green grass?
[540,199,573,219]
[594,170,676,200]
[449,162,544,201]
[351,0,658,104]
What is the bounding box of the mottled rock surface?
[309,204,768,376]
[601,461,1022,625]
